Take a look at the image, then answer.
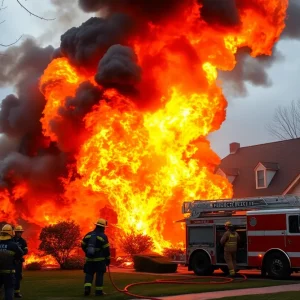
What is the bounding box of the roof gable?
[254,162,279,171]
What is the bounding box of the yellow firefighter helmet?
[225,221,232,227]
[94,218,108,227]
[0,224,14,240]
[14,225,24,232]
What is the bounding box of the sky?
[1,0,299,159]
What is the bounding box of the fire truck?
[181,195,300,279]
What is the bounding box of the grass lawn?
[18,270,299,300]
[221,291,300,300]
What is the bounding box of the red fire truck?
[181,195,300,279]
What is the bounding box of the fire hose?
[108,266,247,300]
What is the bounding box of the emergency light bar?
[182,195,300,218]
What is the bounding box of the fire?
[73,87,230,251]
[24,253,58,268]
[0,0,289,255]
[39,57,89,142]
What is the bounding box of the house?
[216,138,300,198]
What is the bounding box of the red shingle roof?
[218,167,239,176]
[218,138,300,198]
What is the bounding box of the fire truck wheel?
[265,252,291,279]
[191,251,213,276]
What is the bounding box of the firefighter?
[220,221,240,277]
[12,225,28,298]
[0,224,23,300]
[81,218,111,297]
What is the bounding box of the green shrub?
[25,262,43,270]
[133,255,178,273]
[62,255,85,270]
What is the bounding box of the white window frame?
[256,169,266,189]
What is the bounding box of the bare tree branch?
[0,0,7,11]
[266,99,300,140]
[0,34,22,47]
[0,0,56,48]
[0,2,6,10]
[16,0,55,21]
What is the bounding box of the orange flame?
[24,253,58,268]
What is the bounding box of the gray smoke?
[39,0,89,45]
[60,15,133,70]
[0,39,52,137]
[0,38,54,87]
[282,0,300,39]
[95,44,141,90]
[0,135,20,160]
[0,152,66,192]
[0,37,70,193]
[219,46,284,97]
[0,78,46,137]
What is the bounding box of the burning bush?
[38,220,81,269]
[25,262,44,271]
[120,232,154,258]
[62,255,85,270]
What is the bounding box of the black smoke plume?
[61,81,103,119]
[60,15,133,70]
[78,0,187,22]
[95,44,141,92]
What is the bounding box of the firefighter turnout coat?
[81,229,111,267]
[12,237,28,260]
[0,239,24,273]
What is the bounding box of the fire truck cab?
[182,195,300,279]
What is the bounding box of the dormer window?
[256,170,266,188]
[254,162,279,189]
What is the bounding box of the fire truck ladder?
[182,195,300,218]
